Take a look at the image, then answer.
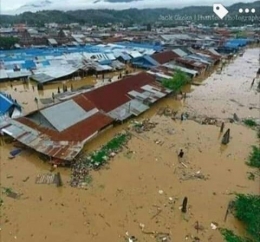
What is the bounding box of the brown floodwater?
[184,48,260,119]
[0,48,259,242]
[0,67,136,114]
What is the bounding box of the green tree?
[162,69,191,92]
[0,36,19,50]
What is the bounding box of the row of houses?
[0,72,171,163]
[0,37,252,83]
[0,36,254,162]
[0,42,163,83]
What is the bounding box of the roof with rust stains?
[151,51,179,64]
[1,72,171,162]
[83,72,158,113]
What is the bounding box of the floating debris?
[180,171,207,181]
[130,119,158,133]
[9,148,22,159]
[71,132,131,188]
[158,190,164,195]
[2,188,22,199]
[210,222,218,230]
[35,173,57,185]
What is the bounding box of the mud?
[0,48,259,242]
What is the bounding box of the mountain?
[0,1,259,26]
[16,0,53,13]
[3,0,256,14]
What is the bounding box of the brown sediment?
[0,49,259,242]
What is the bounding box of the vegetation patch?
[247,146,260,168]
[243,119,257,127]
[233,194,260,242]
[71,132,131,188]
[247,172,255,181]
[86,132,131,169]
[162,70,191,92]
[221,194,260,242]
[220,229,248,242]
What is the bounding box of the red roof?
[151,51,179,64]
[72,94,96,112]
[17,111,113,142]
[83,72,157,112]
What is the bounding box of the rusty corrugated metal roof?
[1,104,113,161]
[83,72,158,113]
[151,51,179,64]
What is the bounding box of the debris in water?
[3,188,22,199]
[210,222,218,230]
[222,129,230,145]
[35,173,57,185]
[23,177,30,182]
[158,190,164,195]
[130,119,158,133]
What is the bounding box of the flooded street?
[0,48,259,242]
[184,48,260,119]
[0,69,131,114]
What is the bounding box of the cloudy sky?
[0,0,256,14]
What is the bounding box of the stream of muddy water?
[0,48,259,242]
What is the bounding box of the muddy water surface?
[0,49,259,242]
[184,48,260,119]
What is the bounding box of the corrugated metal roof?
[129,99,149,116]
[40,99,98,132]
[48,38,58,45]
[152,51,179,64]
[83,72,157,113]
[173,48,188,57]
[1,109,113,161]
[140,85,166,98]
[163,63,198,76]
[0,92,21,114]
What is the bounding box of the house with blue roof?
[131,55,160,69]
[218,38,250,54]
[0,92,22,119]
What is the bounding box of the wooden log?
[220,122,225,132]
[181,197,188,213]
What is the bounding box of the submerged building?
[0,72,171,163]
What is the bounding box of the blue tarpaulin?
[10,148,22,157]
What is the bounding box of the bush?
[233,194,260,242]
[243,119,257,127]
[162,70,191,92]
[247,146,260,168]
[220,229,248,242]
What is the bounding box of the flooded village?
[0,25,260,242]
